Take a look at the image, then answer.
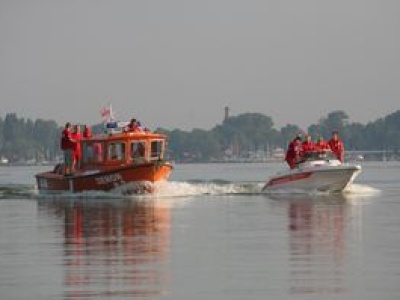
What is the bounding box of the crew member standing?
[61,122,76,175]
[71,125,82,170]
[328,131,344,162]
[83,125,92,138]
[285,136,302,169]
[125,118,142,132]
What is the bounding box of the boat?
[262,150,361,193]
[35,129,173,194]
[0,157,9,166]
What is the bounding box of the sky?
[0,0,399,131]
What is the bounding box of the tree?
[280,124,302,149]
[318,110,349,138]
[213,113,275,151]
[1,109,400,163]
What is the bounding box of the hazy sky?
[1,0,399,131]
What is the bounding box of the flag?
[100,104,113,123]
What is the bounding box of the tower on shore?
[224,106,230,122]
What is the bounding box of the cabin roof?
[82,132,167,143]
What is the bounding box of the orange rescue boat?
[36,130,173,194]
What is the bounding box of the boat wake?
[343,183,381,195]
[32,180,263,200]
[263,182,381,197]
[153,181,263,197]
[0,185,36,199]
[0,181,379,200]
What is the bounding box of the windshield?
[301,150,337,162]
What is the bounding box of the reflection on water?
[272,193,349,295]
[38,198,171,299]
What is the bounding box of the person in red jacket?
[285,136,302,169]
[83,125,92,138]
[328,131,344,162]
[71,125,82,170]
[125,118,143,132]
[315,136,331,152]
[301,134,315,155]
[61,122,76,175]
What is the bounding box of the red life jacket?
[328,138,344,161]
[61,129,74,150]
[315,140,330,151]
[301,141,315,153]
[286,140,301,169]
[83,128,92,138]
[71,132,82,159]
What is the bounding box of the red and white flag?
[100,104,113,123]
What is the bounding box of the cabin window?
[82,142,104,164]
[130,141,146,163]
[108,142,126,161]
[150,140,163,160]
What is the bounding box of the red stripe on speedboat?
[265,172,313,188]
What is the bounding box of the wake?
[152,181,262,197]
[344,183,381,195]
[30,181,262,200]
[0,181,380,200]
[262,183,381,197]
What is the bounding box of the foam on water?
[0,184,36,199]
[1,181,380,200]
[344,183,381,195]
[262,183,381,197]
[31,181,263,200]
[153,181,262,197]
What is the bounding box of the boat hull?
[36,162,172,194]
[262,165,361,193]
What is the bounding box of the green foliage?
[213,113,276,149]
[307,110,400,152]
[164,110,400,162]
[1,110,399,163]
[279,124,302,147]
[0,113,62,162]
[308,110,349,138]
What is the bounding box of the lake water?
[1,162,400,299]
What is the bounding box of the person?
[328,130,344,162]
[315,136,331,152]
[71,125,82,170]
[109,143,119,160]
[83,125,92,138]
[285,135,302,169]
[125,118,141,132]
[136,121,144,132]
[301,134,315,154]
[133,142,145,158]
[60,122,76,175]
[93,142,103,163]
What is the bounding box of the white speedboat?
[262,151,361,193]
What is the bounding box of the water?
[0,162,400,299]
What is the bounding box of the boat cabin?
[79,132,167,171]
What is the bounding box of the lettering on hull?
[95,173,124,185]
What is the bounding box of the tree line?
[0,113,60,163]
[0,110,399,163]
[158,110,400,162]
